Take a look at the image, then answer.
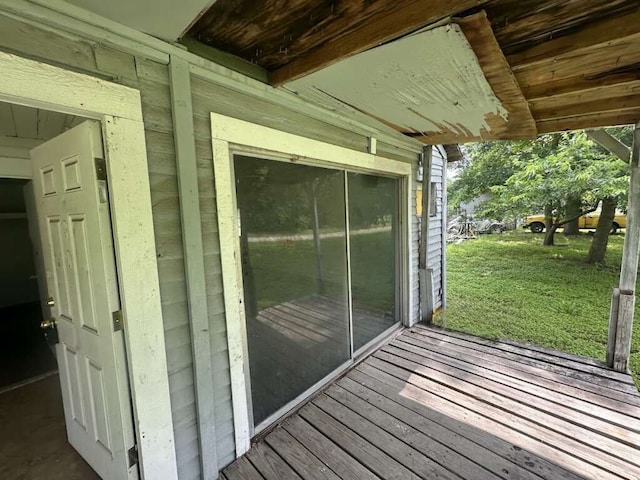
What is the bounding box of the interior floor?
[0,302,56,390]
[0,374,99,479]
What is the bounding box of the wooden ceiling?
[186,0,640,142]
[0,101,83,140]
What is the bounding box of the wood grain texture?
[537,110,640,134]
[224,326,640,480]
[189,0,486,76]
[485,0,638,55]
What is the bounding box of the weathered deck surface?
[223,324,640,480]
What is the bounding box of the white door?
[31,121,137,480]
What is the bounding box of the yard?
[440,231,640,387]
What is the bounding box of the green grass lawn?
[438,231,640,387]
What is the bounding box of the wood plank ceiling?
[186,0,640,143]
[0,101,83,141]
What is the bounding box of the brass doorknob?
[40,319,57,329]
[46,297,55,307]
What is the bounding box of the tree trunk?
[543,204,555,245]
[587,197,617,264]
[543,224,560,246]
[563,196,581,236]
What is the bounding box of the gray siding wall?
[0,16,203,479]
[0,12,444,479]
[189,73,421,469]
[430,149,446,310]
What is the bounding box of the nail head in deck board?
[245,442,303,480]
[264,428,341,480]
[398,331,640,418]
[349,364,623,480]
[361,357,640,479]
[282,416,379,480]
[313,392,496,480]
[299,403,423,480]
[331,379,582,480]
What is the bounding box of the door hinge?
[113,310,124,332]
[128,444,139,467]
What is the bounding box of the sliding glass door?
[348,173,399,351]
[234,155,400,428]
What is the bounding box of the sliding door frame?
[211,113,413,456]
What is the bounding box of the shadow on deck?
[223,324,640,480]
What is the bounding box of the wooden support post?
[419,146,433,322]
[608,121,640,371]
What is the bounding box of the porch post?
[608,120,640,371]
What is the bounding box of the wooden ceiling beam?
[508,10,640,70]
[514,37,640,88]
[532,94,640,122]
[522,75,640,102]
[269,0,488,86]
[528,80,640,112]
[537,110,640,134]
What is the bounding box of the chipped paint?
[286,23,508,137]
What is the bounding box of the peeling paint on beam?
[286,24,508,140]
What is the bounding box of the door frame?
[211,112,413,456]
[0,51,178,479]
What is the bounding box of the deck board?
[224,325,640,480]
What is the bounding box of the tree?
[450,131,629,247]
[586,126,633,264]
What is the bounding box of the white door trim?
[211,112,413,457]
[0,50,178,480]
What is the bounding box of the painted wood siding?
[190,73,422,469]
[430,148,445,310]
[0,16,202,480]
[0,12,443,479]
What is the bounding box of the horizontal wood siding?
[415,149,444,317]
[137,59,202,479]
[411,181,420,322]
[0,12,431,478]
[0,15,200,480]
[190,73,421,470]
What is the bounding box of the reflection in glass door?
[234,155,401,428]
[347,173,399,351]
[234,156,350,426]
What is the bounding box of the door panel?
[234,155,350,426]
[31,121,136,480]
[347,173,399,351]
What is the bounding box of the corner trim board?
[169,55,219,477]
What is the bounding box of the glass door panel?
[347,173,399,351]
[234,155,350,425]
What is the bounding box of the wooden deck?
[223,324,640,480]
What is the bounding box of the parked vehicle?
[522,211,626,234]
